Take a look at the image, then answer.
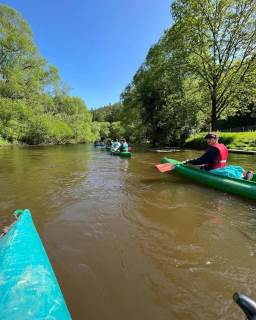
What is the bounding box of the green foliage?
[120,32,202,145]
[109,121,125,139]
[217,105,256,130]
[45,118,73,144]
[185,132,256,151]
[0,98,32,142]
[91,121,110,140]
[0,5,97,145]
[0,135,9,145]
[3,3,255,146]
[117,0,256,142]
[91,103,122,123]
[171,0,256,129]
[91,102,142,142]
[0,5,60,102]
[120,86,146,142]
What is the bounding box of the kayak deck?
[160,157,256,200]
[0,209,71,320]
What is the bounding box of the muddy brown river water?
[0,144,256,320]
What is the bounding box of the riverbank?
[0,140,86,147]
[0,138,10,146]
[185,132,256,151]
[2,131,256,154]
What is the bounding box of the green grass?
[184,132,256,151]
[0,136,10,146]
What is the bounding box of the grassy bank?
[184,132,256,151]
[0,137,10,146]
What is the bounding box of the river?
[0,144,256,320]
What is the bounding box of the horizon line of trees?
[2,2,256,147]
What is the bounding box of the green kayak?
[111,151,132,157]
[161,157,256,200]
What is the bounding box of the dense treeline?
[2,3,256,147]
[95,0,256,146]
[91,102,144,142]
[0,5,98,145]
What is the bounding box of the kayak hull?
[0,209,71,320]
[111,151,132,157]
[161,158,256,200]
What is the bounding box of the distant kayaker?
[111,138,121,151]
[185,132,228,171]
[106,139,112,147]
[117,138,129,152]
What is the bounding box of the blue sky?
[2,0,172,109]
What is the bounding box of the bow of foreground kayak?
[0,209,71,320]
[160,157,256,201]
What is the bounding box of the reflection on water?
[0,145,256,319]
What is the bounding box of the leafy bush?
[0,135,9,145]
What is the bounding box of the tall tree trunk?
[211,88,217,131]
[211,109,217,131]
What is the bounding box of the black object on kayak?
[233,292,256,320]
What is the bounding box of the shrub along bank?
[0,137,9,146]
[184,132,256,151]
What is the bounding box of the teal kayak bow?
[0,209,71,320]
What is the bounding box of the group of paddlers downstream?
[97,132,256,200]
[94,137,132,157]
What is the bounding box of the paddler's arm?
[185,148,219,166]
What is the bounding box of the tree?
[91,121,110,140]
[120,86,146,142]
[0,5,97,145]
[109,121,125,139]
[52,95,96,142]
[121,34,201,145]
[91,103,123,123]
[0,5,60,104]
[171,0,256,130]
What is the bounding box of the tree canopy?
[2,3,256,146]
[0,5,98,144]
[171,0,256,130]
[115,0,256,145]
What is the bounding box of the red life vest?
[211,143,228,169]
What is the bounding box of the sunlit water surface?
[0,145,256,320]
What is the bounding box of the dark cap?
[204,132,218,140]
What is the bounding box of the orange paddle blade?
[155,163,175,173]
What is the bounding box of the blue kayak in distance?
[0,209,71,320]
